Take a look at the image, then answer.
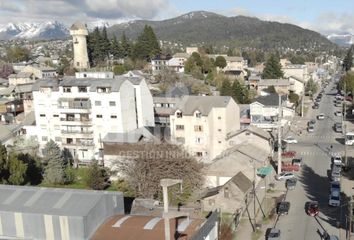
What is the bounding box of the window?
[42,136,48,142]
[196,152,203,157]
[40,114,46,117]
[195,112,202,118]
[176,137,185,143]
[40,124,46,130]
[218,129,222,132]
[78,86,87,92]
[54,125,60,130]
[195,137,202,144]
[96,115,103,118]
[63,87,71,93]
[194,125,203,132]
[76,62,80,67]
[66,138,73,144]
[176,125,184,130]
[55,137,61,142]
[208,199,215,206]
[218,141,222,144]
[53,114,59,118]
[176,111,183,118]
[224,187,230,198]
[218,116,222,120]
[83,74,87,78]
[109,101,116,106]
[111,115,117,119]
[97,87,110,93]
[95,101,101,106]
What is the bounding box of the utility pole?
[253,161,256,229]
[277,94,282,174]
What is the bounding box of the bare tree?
[113,143,202,202]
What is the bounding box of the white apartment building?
[282,64,309,82]
[170,96,240,162]
[32,75,154,163]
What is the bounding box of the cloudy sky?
[0,0,353,34]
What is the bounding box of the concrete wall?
[133,80,155,127]
[71,32,89,69]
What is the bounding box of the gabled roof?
[252,93,286,106]
[0,85,15,96]
[8,72,33,78]
[15,83,34,93]
[175,96,232,116]
[288,75,306,83]
[227,125,271,140]
[0,124,21,143]
[258,79,290,86]
[230,172,253,193]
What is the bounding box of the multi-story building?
[282,64,309,82]
[32,75,154,163]
[170,96,240,162]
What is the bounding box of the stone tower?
[70,21,89,70]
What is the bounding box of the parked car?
[286,178,297,190]
[283,136,298,144]
[330,181,340,193]
[277,201,290,215]
[306,201,319,216]
[317,114,325,120]
[308,125,315,132]
[313,103,319,109]
[332,154,342,165]
[292,158,303,166]
[266,228,281,240]
[331,170,341,182]
[276,172,296,181]
[281,162,300,172]
[335,111,342,116]
[308,119,316,126]
[329,190,340,207]
[281,151,296,158]
[334,122,342,133]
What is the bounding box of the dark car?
[313,103,319,109]
[334,122,342,133]
[306,201,319,216]
[277,201,290,215]
[286,178,297,190]
[266,228,281,240]
[292,158,303,166]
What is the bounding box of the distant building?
[257,79,290,95]
[32,74,154,163]
[151,55,173,74]
[0,185,124,240]
[76,71,114,79]
[8,72,35,86]
[170,96,240,162]
[70,21,89,70]
[21,65,57,79]
[282,64,309,82]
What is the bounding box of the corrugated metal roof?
[0,185,123,217]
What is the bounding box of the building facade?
[170,96,240,162]
[32,75,154,163]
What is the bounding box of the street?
[276,77,350,239]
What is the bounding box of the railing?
[62,142,95,147]
[60,118,92,122]
[58,102,91,110]
[61,130,93,134]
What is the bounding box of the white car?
[275,172,296,181]
[329,190,340,207]
[317,114,325,120]
[283,136,298,144]
[332,155,342,165]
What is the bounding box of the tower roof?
[70,21,87,31]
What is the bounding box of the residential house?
[0,78,8,89]
[280,58,291,67]
[250,93,294,131]
[151,55,172,74]
[0,124,22,146]
[0,98,24,123]
[31,74,154,163]
[186,47,199,54]
[282,64,309,83]
[170,96,240,162]
[202,143,271,213]
[221,56,248,78]
[289,75,306,95]
[239,104,251,129]
[247,75,261,90]
[257,79,290,95]
[8,72,35,86]
[21,65,57,79]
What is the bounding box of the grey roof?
[31,78,59,91]
[153,96,180,104]
[0,78,8,84]
[15,83,34,93]
[225,56,244,62]
[0,124,21,143]
[61,77,126,92]
[173,52,190,58]
[200,186,222,199]
[103,127,156,144]
[258,79,290,86]
[0,184,122,217]
[230,172,252,193]
[70,21,87,30]
[0,85,15,96]
[252,93,286,106]
[227,125,271,140]
[175,96,232,116]
[8,72,33,78]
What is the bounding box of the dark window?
[96,115,103,118]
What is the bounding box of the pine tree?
[120,32,131,58]
[215,56,227,68]
[7,153,27,185]
[111,35,120,58]
[84,161,109,190]
[42,140,66,185]
[343,45,353,72]
[220,79,233,97]
[262,54,284,79]
[101,26,111,59]
[132,25,160,61]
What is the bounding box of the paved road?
[276,77,346,240]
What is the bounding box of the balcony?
[61,130,94,138]
[62,141,95,147]
[58,98,91,113]
[60,118,92,124]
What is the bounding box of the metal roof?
[0,185,123,217]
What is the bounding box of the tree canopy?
[214,56,227,68]
[262,54,284,79]
[343,45,353,72]
[132,25,161,61]
[6,46,30,62]
[42,140,66,185]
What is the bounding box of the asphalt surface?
[275,77,347,240]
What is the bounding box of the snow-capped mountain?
[327,33,354,47]
[0,21,69,40]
